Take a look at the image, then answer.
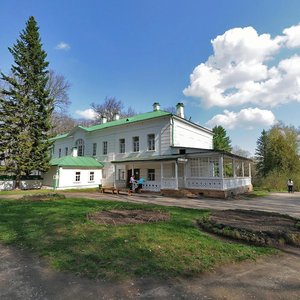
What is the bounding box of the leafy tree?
[255,124,300,178]
[0,16,53,182]
[212,126,232,152]
[91,97,136,122]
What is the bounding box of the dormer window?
[75,139,85,156]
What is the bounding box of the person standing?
[287,179,294,193]
[129,175,135,192]
[137,177,145,193]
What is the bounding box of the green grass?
[0,197,276,279]
[0,187,99,196]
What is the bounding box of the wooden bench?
[116,188,132,196]
[99,186,116,194]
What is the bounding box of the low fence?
[0,179,43,191]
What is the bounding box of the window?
[93,143,97,156]
[65,147,68,156]
[75,172,81,182]
[190,158,210,177]
[75,139,85,156]
[119,138,125,153]
[58,148,61,158]
[147,134,155,151]
[118,169,125,180]
[133,136,139,152]
[89,171,95,181]
[147,169,155,181]
[103,141,108,155]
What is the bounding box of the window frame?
[147,134,155,151]
[119,138,125,154]
[132,136,139,152]
[103,141,108,155]
[75,139,85,156]
[92,143,97,156]
[89,171,95,182]
[147,168,155,181]
[75,171,81,182]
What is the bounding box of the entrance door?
[127,169,140,186]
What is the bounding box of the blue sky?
[1,0,300,155]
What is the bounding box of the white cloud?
[55,42,70,51]
[283,24,300,48]
[206,108,277,129]
[75,108,97,120]
[183,25,300,108]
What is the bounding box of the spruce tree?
[0,16,53,183]
[255,130,270,177]
[212,125,232,152]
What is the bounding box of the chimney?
[101,115,107,124]
[152,102,160,111]
[72,147,78,157]
[176,102,184,118]
[113,112,120,121]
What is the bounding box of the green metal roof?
[49,133,69,142]
[84,110,171,132]
[50,156,104,168]
[49,110,172,140]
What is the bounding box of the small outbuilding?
[43,148,103,190]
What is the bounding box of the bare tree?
[46,69,71,113]
[50,112,77,136]
[91,97,136,122]
[163,106,176,114]
[232,146,251,158]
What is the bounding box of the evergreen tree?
[212,125,232,152]
[0,16,53,182]
[255,130,270,177]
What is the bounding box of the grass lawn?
[0,197,276,279]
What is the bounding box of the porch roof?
[50,156,104,168]
[112,154,185,164]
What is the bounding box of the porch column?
[131,164,134,177]
[233,159,236,177]
[219,155,224,190]
[242,161,245,177]
[175,160,178,190]
[160,162,164,189]
[249,162,252,178]
[184,161,187,188]
[114,164,117,188]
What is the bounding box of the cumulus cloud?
[55,42,70,51]
[75,108,97,120]
[206,108,277,129]
[183,25,300,108]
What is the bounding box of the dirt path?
[1,244,300,299]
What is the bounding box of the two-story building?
[44,102,252,198]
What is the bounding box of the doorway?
[127,169,140,186]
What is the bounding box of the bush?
[254,170,300,192]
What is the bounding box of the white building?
[47,103,252,198]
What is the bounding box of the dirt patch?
[87,209,170,225]
[21,193,66,201]
[198,209,300,248]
